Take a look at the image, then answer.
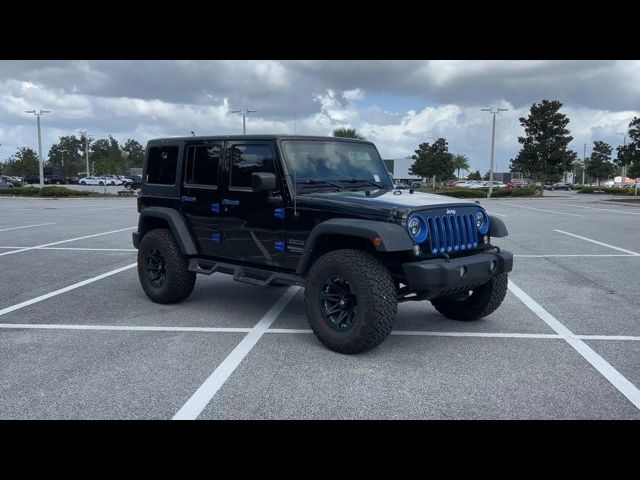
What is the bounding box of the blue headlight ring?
[407,213,428,244]
[477,210,489,235]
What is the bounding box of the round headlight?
[408,217,421,236]
[475,210,489,234]
[407,214,428,243]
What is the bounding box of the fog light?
[413,244,421,256]
[460,266,467,278]
[483,235,489,244]
[489,260,497,272]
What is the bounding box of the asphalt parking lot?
[1,192,640,419]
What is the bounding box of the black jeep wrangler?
[133,135,513,353]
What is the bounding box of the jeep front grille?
[425,213,478,254]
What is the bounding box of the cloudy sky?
[0,60,638,173]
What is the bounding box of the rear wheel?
[137,228,196,304]
[304,249,397,354]
[431,273,508,321]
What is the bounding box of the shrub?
[0,186,91,197]
[511,187,537,197]
[489,188,513,197]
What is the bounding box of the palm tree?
[333,127,365,140]
[452,154,470,179]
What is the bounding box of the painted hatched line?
[0,263,137,317]
[508,279,640,411]
[0,226,136,257]
[172,285,301,420]
[554,230,640,256]
[501,203,583,217]
[0,223,55,232]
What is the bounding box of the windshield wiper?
[296,179,344,189]
[339,178,387,189]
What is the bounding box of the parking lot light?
[481,108,508,198]
[25,109,51,188]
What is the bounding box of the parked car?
[44,174,66,185]
[133,134,513,354]
[79,176,105,186]
[123,175,143,190]
[506,179,529,190]
[467,181,490,189]
[0,175,22,187]
[24,174,41,184]
[410,181,424,188]
[549,182,572,191]
[101,176,123,186]
[450,180,470,188]
[0,177,14,189]
[394,183,410,190]
[65,177,79,185]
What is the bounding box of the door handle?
[222,198,240,206]
[181,195,197,202]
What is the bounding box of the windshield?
[280,140,393,189]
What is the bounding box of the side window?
[184,143,222,187]
[146,146,178,185]
[229,144,275,188]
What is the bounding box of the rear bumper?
[132,232,140,249]
[401,250,513,298]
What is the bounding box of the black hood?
[298,189,480,219]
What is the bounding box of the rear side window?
[229,144,275,188]
[146,146,178,185]
[184,143,222,187]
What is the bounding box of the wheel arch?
[296,218,414,275]
[136,207,198,255]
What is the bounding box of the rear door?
[180,141,229,258]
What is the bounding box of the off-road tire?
[304,249,397,354]
[137,228,196,304]
[431,273,508,321]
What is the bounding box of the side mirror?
[251,172,276,192]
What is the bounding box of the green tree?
[409,138,455,186]
[122,139,145,168]
[48,135,85,177]
[617,117,640,180]
[509,100,578,195]
[452,154,470,179]
[3,147,39,177]
[332,127,365,139]
[90,135,125,174]
[467,170,482,180]
[586,141,614,189]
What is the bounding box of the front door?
[221,141,286,267]
[180,141,229,258]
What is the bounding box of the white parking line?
[501,203,583,217]
[172,285,301,420]
[0,323,252,333]
[548,202,640,215]
[0,263,137,317]
[0,246,137,252]
[508,279,640,411]
[554,230,640,256]
[4,322,640,342]
[0,226,136,257]
[0,223,56,233]
[515,254,637,257]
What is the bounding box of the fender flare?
[296,218,413,274]
[489,215,508,237]
[136,207,198,255]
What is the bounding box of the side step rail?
[188,258,305,287]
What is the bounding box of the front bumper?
[401,250,513,299]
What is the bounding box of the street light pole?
[231,109,257,135]
[617,132,627,187]
[25,110,51,187]
[80,131,93,177]
[481,108,508,198]
[583,143,587,185]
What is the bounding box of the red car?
[506,179,528,190]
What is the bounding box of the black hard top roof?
[147,134,373,145]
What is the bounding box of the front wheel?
[431,273,508,321]
[99,181,104,186]
[304,249,397,354]
[137,228,196,304]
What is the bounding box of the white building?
[383,157,423,182]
